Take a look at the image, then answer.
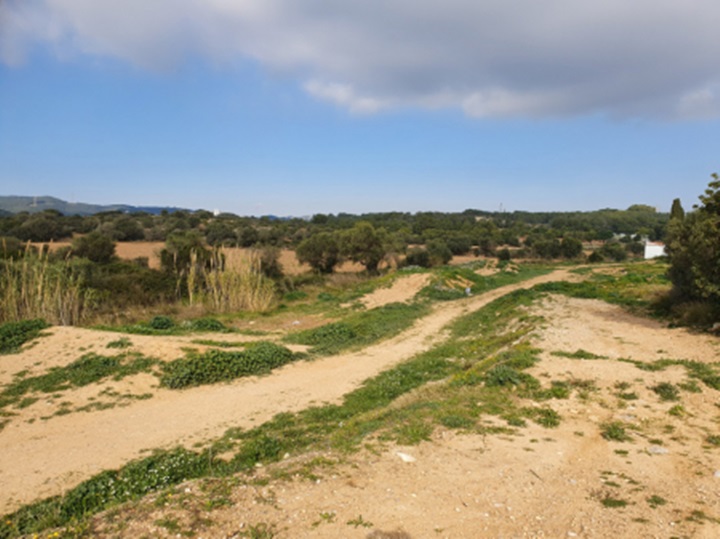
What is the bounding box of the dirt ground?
[2,271,720,538]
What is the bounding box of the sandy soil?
[3,271,720,539]
[358,274,432,310]
[0,271,570,515]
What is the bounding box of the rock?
[647,445,669,455]
[396,452,416,463]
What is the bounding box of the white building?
[644,241,667,259]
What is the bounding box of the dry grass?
[0,246,92,325]
[194,250,277,313]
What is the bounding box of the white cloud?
[3,0,720,119]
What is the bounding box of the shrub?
[0,318,49,354]
[149,315,175,330]
[160,342,294,389]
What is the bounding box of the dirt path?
[91,290,720,539]
[0,270,573,514]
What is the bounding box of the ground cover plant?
[160,342,296,389]
[283,302,429,356]
[0,352,158,411]
[0,318,49,354]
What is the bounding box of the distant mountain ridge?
[0,196,190,216]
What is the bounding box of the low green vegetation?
[97,316,230,336]
[160,342,296,389]
[0,353,158,411]
[284,302,429,355]
[552,349,607,360]
[601,422,633,442]
[0,318,49,354]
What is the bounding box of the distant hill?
[0,196,190,216]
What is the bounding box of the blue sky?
[1,1,719,216]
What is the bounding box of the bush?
[149,315,174,330]
[160,342,294,389]
[187,318,226,332]
[0,318,50,354]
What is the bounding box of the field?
[2,261,720,538]
[35,242,368,274]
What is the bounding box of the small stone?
[648,445,669,455]
[713,470,720,478]
[396,452,416,463]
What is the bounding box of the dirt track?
[0,270,573,514]
[3,268,720,539]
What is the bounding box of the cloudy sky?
[1,0,719,215]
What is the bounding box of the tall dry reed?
[191,249,276,313]
[0,245,93,325]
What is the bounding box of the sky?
[1,1,719,217]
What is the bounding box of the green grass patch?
[551,349,607,360]
[160,342,296,389]
[601,422,633,442]
[283,302,429,355]
[601,496,629,508]
[651,382,680,401]
[0,353,158,410]
[0,319,50,354]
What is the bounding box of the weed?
[552,349,607,360]
[601,422,633,442]
[705,435,720,446]
[0,352,157,410]
[678,379,702,393]
[106,337,132,349]
[668,405,686,417]
[347,515,374,528]
[647,495,667,508]
[312,511,336,527]
[523,407,561,428]
[617,392,638,401]
[601,496,629,508]
[651,382,680,401]
[240,523,277,538]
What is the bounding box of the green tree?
[160,230,210,275]
[341,222,389,273]
[426,239,453,266]
[560,237,583,259]
[666,174,720,302]
[670,198,685,221]
[71,232,117,264]
[295,232,341,273]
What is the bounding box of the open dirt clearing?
[99,293,720,539]
[0,271,571,515]
[3,269,720,538]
